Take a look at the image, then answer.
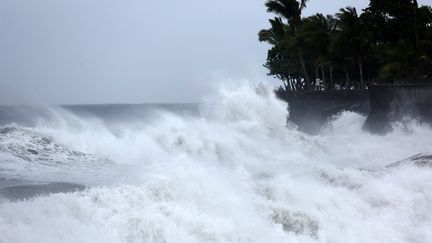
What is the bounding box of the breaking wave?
[1,83,432,243]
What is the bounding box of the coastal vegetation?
[259,0,432,91]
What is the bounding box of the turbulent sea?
[0,84,432,243]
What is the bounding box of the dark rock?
[386,154,432,168]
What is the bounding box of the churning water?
[0,84,431,243]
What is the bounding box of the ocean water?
[0,84,431,243]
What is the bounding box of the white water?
[1,84,432,243]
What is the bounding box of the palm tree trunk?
[345,70,350,90]
[296,77,302,91]
[330,66,334,90]
[321,64,326,90]
[282,75,290,91]
[298,48,311,90]
[289,78,295,91]
[413,0,420,50]
[282,81,289,91]
[358,58,364,89]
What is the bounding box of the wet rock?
[386,154,432,168]
[412,155,432,168]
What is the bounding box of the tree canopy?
[259,0,432,91]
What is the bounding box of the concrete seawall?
[276,85,432,134]
[363,84,432,133]
[275,90,370,134]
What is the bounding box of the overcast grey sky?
[1,0,431,104]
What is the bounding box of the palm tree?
[380,40,416,83]
[298,14,338,90]
[265,0,308,26]
[259,17,297,90]
[334,7,370,89]
[263,0,312,90]
[260,0,432,91]
[258,17,287,45]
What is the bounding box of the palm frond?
[265,0,300,20]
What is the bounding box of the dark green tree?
[259,0,432,92]
[298,14,338,89]
[263,0,313,90]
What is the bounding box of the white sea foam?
[0,83,432,243]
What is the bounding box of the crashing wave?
[0,125,113,182]
[0,84,432,242]
[0,125,108,165]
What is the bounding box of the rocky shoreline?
[275,84,432,134]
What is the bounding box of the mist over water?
[0,84,432,243]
